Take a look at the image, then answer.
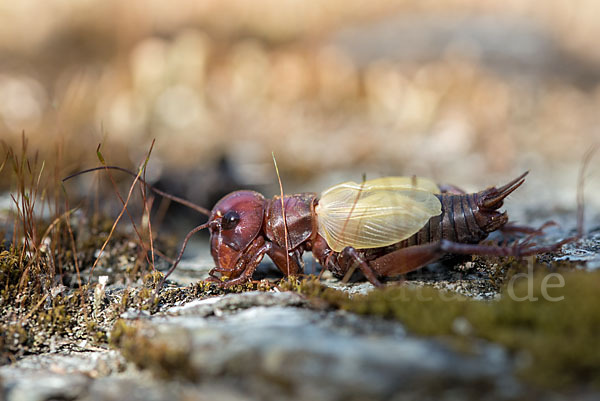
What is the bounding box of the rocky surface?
[559,231,600,270]
[3,225,599,401]
[2,292,518,401]
[128,292,523,400]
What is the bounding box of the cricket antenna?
[63,165,211,216]
[150,220,212,305]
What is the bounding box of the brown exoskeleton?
[169,172,569,287]
[65,168,570,287]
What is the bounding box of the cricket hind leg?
[437,237,573,258]
[369,237,573,278]
[369,243,447,277]
[499,221,557,238]
[496,221,561,248]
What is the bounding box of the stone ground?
[2,222,600,401]
[0,292,517,401]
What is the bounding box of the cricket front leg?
[208,239,272,286]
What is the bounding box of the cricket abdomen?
[400,193,491,247]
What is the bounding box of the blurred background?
[1,0,599,227]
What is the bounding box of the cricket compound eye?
[221,210,240,230]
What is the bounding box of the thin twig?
[140,146,156,271]
[63,187,82,287]
[88,165,142,280]
[577,144,599,238]
[63,165,211,216]
[272,152,290,275]
[93,142,156,272]
[340,173,367,283]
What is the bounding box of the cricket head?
[208,190,266,278]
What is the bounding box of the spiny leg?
[207,242,272,287]
[496,221,558,247]
[267,244,302,277]
[369,237,573,278]
[337,247,383,287]
[369,242,447,277]
[500,221,557,239]
[208,238,267,285]
[438,237,573,258]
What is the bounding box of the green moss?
[110,319,196,380]
[287,270,600,389]
[0,244,112,362]
[474,271,600,388]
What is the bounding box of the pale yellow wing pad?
[315,177,442,252]
[356,176,441,194]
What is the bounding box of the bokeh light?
[0,0,598,212]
